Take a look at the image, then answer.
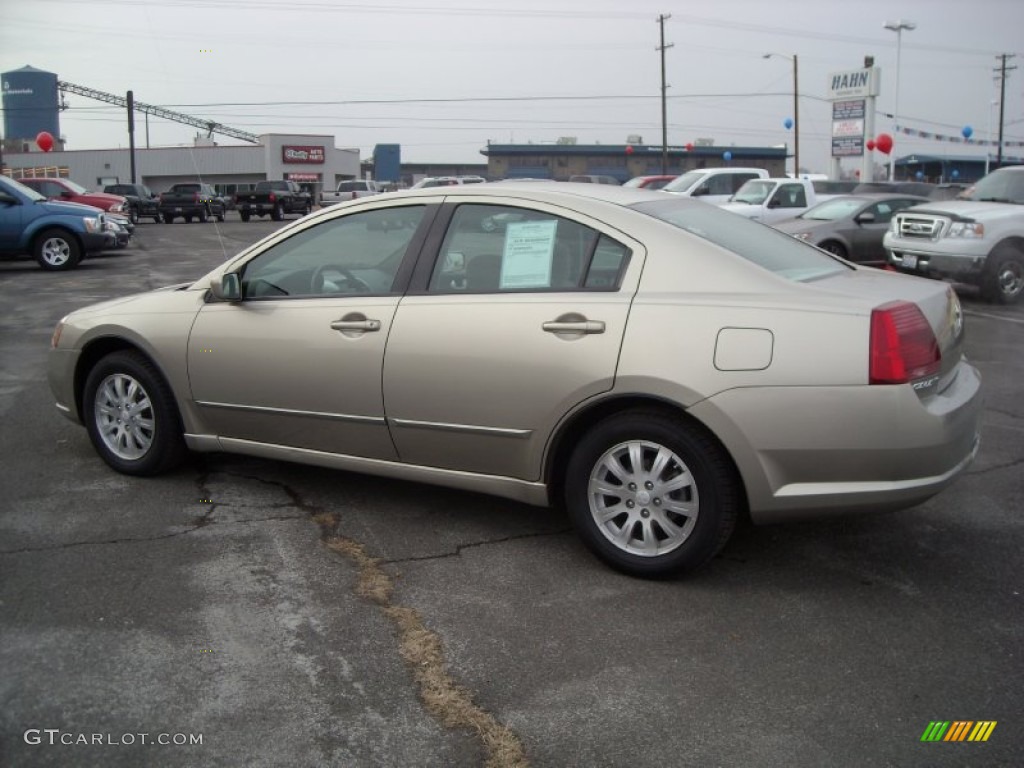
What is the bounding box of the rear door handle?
[542,320,605,334]
[330,319,381,332]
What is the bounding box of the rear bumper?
[688,360,983,523]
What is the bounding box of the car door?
[0,189,24,250]
[384,200,643,481]
[188,203,434,459]
[849,198,919,263]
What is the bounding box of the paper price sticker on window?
[500,220,557,289]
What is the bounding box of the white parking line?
[964,310,1024,325]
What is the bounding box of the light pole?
[883,19,915,181]
[764,53,799,177]
[986,98,999,175]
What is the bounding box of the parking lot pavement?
[2,216,1022,767]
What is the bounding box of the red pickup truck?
[19,178,129,216]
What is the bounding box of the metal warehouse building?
[2,134,360,198]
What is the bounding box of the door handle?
[330,319,381,332]
[542,320,605,334]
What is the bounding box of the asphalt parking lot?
[1,213,1022,767]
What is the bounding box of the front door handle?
[542,320,605,334]
[330,319,381,332]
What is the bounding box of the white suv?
[410,176,487,189]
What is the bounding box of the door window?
[428,204,631,293]
[240,206,426,299]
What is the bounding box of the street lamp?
[883,19,916,181]
[763,53,799,177]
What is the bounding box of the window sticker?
[500,220,557,289]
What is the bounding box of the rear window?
[631,198,850,281]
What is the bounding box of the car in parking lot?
[409,176,486,189]
[0,175,109,270]
[103,183,161,223]
[623,175,677,190]
[20,177,130,217]
[48,182,982,577]
[773,193,928,266]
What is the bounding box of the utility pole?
[127,91,137,183]
[656,14,674,175]
[994,54,1016,169]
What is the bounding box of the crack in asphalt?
[381,528,574,565]
[966,457,1024,476]
[213,469,530,767]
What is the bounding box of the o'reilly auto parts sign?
[282,145,325,164]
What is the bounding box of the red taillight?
[269,192,276,202]
[869,301,941,384]
[193,192,200,203]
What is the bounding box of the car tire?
[198,207,209,223]
[129,206,140,224]
[980,246,1024,304]
[184,215,193,223]
[153,214,162,223]
[82,350,186,476]
[819,240,848,259]
[162,213,174,223]
[240,211,251,222]
[216,206,225,222]
[33,228,82,271]
[564,410,739,578]
[271,203,284,221]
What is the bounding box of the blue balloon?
[962,125,973,139]
[783,118,794,130]
[723,151,733,161]
[915,171,925,180]
[952,169,960,179]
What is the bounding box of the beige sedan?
[48,183,982,577]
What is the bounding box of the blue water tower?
[373,144,401,182]
[2,65,61,146]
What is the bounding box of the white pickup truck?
[717,178,819,224]
[320,179,384,207]
[883,165,1024,304]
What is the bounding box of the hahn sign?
[827,68,880,100]
[282,145,325,164]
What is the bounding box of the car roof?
[381,180,674,207]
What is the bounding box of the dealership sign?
[827,68,880,100]
[282,145,325,164]
[831,99,866,157]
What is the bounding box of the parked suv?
[103,183,161,223]
[0,176,109,270]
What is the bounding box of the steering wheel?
[311,265,372,294]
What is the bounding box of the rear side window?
[429,204,631,293]
[631,198,849,282]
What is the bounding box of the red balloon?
[685,142,694,152]
[866,139,876,151]
[855,170,861,178]
[625,145,634,155]
[875,133,894,155]
[36,131,54,152]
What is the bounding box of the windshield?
[630,198,850,282]
[63,180,88,194]
[968,168,1024,204]
[730,180,773,204]
[799,198,865,221]
[661,171,707,193]
[0,176,47,202]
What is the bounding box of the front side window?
[428,204,630,293]
[241,206,426,299]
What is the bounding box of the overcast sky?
[3,0,1023,173]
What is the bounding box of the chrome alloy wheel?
[93,373,156,460]
[40,237,72,267]
[588,440,699,557]
[997,260,1023,298]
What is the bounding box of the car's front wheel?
[34,228,82,271]
[271,202,284,221]
[565,411,739,578]
[82,351,186,475]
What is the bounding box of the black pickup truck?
[158,183,227,223]
[235,180,312,222]
[103,183,161,223]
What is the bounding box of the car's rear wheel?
[34,228,82,271]
[162,213,174,223]
[271,202,284,221]
[240,211,251,222]
[215,206,225,222]
[184,215,193,223]
[83,351,185,476]
[198,207,209,223]
[981,246,1024,304]
[565,411,739,577]
[129,206,140,224]
[819,240,847,259]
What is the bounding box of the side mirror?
[692,185,708,196]
[766,197,781,208]
[854,212,876,224]
[209,273,241,302]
